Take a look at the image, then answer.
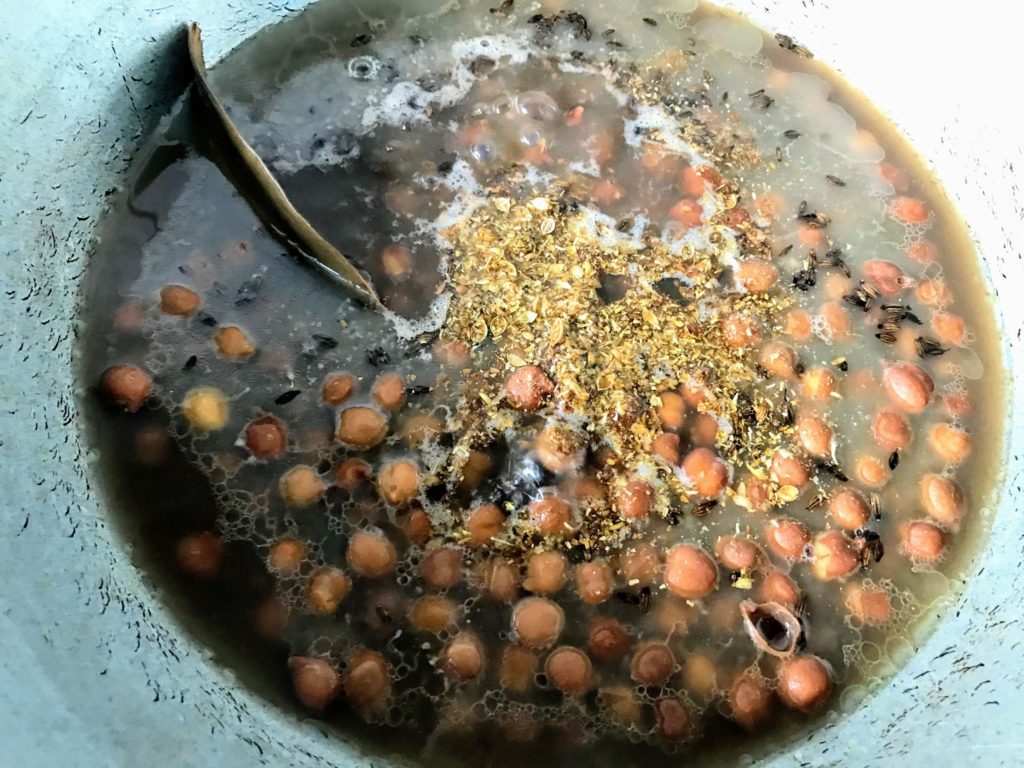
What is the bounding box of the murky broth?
[81,1,1006,766]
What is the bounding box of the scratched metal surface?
[0,1,1021,766]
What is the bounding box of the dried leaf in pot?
[740,600,804,658]
[187,23,384,311]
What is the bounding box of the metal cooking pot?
[1,1,1021,765]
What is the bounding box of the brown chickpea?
[811,530,860,581]
[159,284,201,315]
[176,531,223,578]
[400,412,443,446]
[409,595,457,633]
[214,326,255,358]
[575,560,614,605]
[764,518,810,560]
[707,590,745,633]
[321,372,356,406]
[631,642,676,686]
[872,409,912,452]
[545,646,593,695]
[801,367,837,400]
[847,369,878,399]
[512,597,565,649]
[735,259,779,293]
[759,569,801,607]
[894,326,920,360]
[372,374,406,412]
[822,271,851,300]
[101,364,152,412]
[617,478,654,520]
[377,460,419,506]
[567,474,607,502]
[729,672,772,730]
[715,535,760,571]
[505,365,554,411]
[534,424,584,474]
[421,546,463,590]
[657,390,687,429]
[617,542,662,585]
[652,596,698,634]
[654,697,692,743]
[917,277,951,305]
[652,432,682,464]
[722,313,762,348]
[401,506,432,546]
[289,656,340,710]
[899,520,947,563]
[346,530,397,577]
[585,128,619,167]
[818,301,851,340]
[380,243,413,279]
[854,455,890,489]
[385,183,421,216]
[678,654,716,702]
[932,312,966,345]
[680,380,708,407]
[908,236,942,268]
[477,557,519,601]
[433,340,470,367]
[738,474,772,513]
[929,424,972,464]
[777,655,832,712]
[440,633,485,682]
[524,550,568,594]
[844,584,891,626]
[829,489,871,530]
[600,685,643,729]
[795,413,833,458]
[182,387,230,432]
[458,449,494,492]
[501,644,539,695]
[587,618,631,662]
[784,309,813,341]
[280,465,326,508]
[759,342,798,380]
[268,538,305,575]
[883,363,934,413]
[863,259,908,296]
[465,503,505,546]
[770,449,810,488]
[337,406,388,449]
[681,447,729,497]
[689,412,719,446]
[342,649,391,714]
[528,496,573,537]
[244,415,287,459]
[335,458,373,490]
[134,425,170,466]
[664,544,718,599]
[306,567,351,615]
[114,301,145,333]
[255,597,289,639]
[920,473,967,528]
[944,393,972,419]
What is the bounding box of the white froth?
[695,17,764,58]
[382,293,452,344]
[361,33,531,129]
